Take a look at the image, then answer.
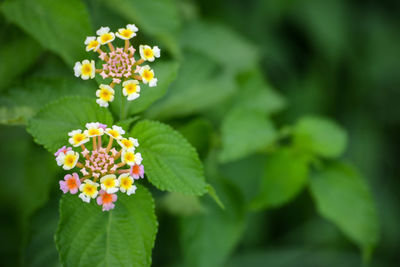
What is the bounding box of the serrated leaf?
[1,0,92,65]
[219,108,278,163]
[128,61,179,115]
[27,96,113,153]
[250,148,309,210]
[181,178,245,267]
[56,186,157,267]
[309,162,379,259]
[131,120,207,195]
[180,21,258,72]
[293,116,348,158]
[146,52,236,119]
[101,0,181,56]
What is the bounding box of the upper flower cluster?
[73,25,161,107]
[56,122,145,211]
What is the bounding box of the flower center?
[132,165,140,174]
[144,48,153,58]
[82,64,92,75]
[102,193,113,204]
[67,178,77,188]
[143,70,153,80]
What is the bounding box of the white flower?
[84,36,100,52]
[79,179,99,202]
[139,45,160,62]
[118,174,137,195]
[100,174,119,194]
[116,24,138,40]
[73,59,95,80]
[139,65,157,87]
[96,26,115,44]
[105,125,125,140]
[96,84,115,107]
[84,122,104,137]
[62,151,80,170]
[122,80,141,101]
[122,149,142,166]
[68,129,89,147]
[117,137,139,150]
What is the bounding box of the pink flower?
[130,164,144,179]
[59,173,81,194]
[96,190,117,211]
[55,146,72,157]
[98,123,107,129]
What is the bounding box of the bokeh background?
[0,0,399,266]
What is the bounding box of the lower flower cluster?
[56,122,144,211]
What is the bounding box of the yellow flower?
[85,36,100,52]
[122,80,141,101]
[79,180,99,202]
[100,174,119,194]
[139,45,160,62]
[68,129,89,147]
[96,84,115,107]
[96,26,115,44]
[116,24,138,40]
[73,60,95,80]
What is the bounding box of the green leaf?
[219,108,278,163]
[27,96,113,153]
[235,69,286,114]
[0,77,94,125]
[177,118,214,159]
[56,186,157,267]
[250,148,309,210]
[181,178,245,267]
[0,31,42,91]
[180,21,259,72]
[146,52,236,119]
[24,199,61,267]
[128,61,179,115]
[0,126,58,220]
[101,0,181,56]
[309,162,379,259]
[160,192,205,216]
[293,116,348,158]
[1,0,92,65]
[131,120,207,195]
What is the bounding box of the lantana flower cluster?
[56,122,144,211]
[73,24,161,107]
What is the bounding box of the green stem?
[120,93,126,120]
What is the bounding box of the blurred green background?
[0,0,399,266]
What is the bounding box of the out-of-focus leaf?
[24,198,61,267]
[0,126,57,220]
[226,249,370,267]
[0,33,42,91]
[250,148,309,210]
[146,52,236,119]
[236,69,286,114]
[27,96,113,153]
[128,61,179,115]
[293,116,348,158]
[56,187,157,267]
[1,0,92,65]
[181,178,245,267]
[219,108,278,163]
[131,120,207,195]
[180,21,258,72]
[101,0,181,56]
[160,192,205,216]
[0,77,94,125]
[177,118,214,158]
[309,162,379,259]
